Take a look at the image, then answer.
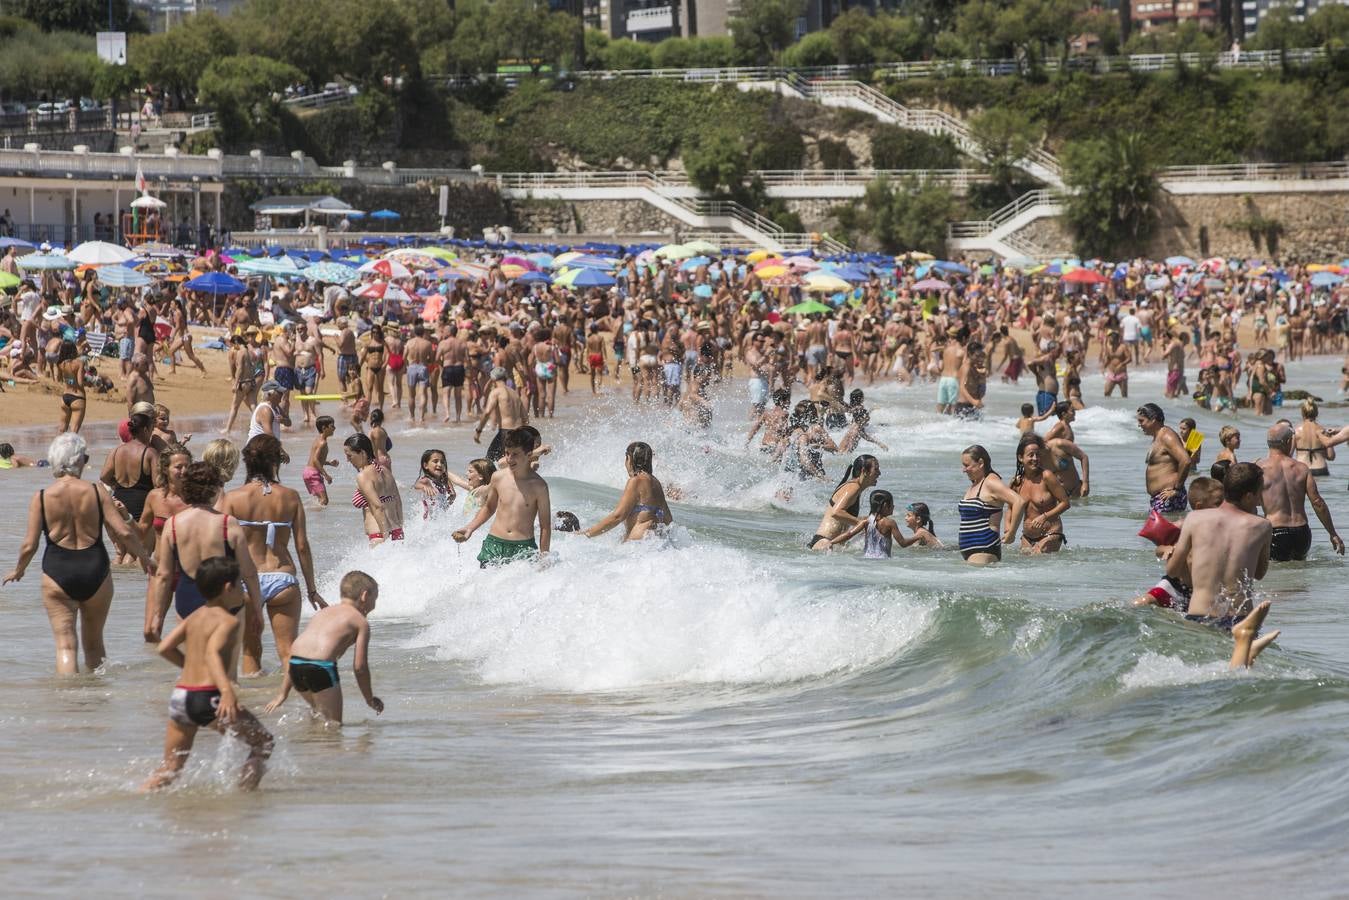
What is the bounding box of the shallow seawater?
[3,359,1349,897]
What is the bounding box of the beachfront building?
[0,145,224,248]
[1130,0,1220,30]
[579,0,905,42]
[1239,0,1349,35]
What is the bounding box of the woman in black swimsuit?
[100,412,159,522]
[807,454,879,550]
[55,338,86,434]
[362,324,388,410]
[4,433,152,674]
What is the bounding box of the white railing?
[1161,161,1349,182]
[947,189,1061,240]
[431,48,1327,89]
[0,146,222,178]
[282,88,357,110]
[189,112,218,131]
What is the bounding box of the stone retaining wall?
[506,199,684,236]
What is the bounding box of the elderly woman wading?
[4,434,153,673]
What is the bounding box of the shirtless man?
[744,328,775,416]
[403,324,436,425]
[1162,331,1189,399]
[532,332,560,418]
[293,328,321,427]
[552,315,575,395]
[803,315,830,383]
[1165,463,1280,667]
[583,323,607,396]
[935,327,965,415]
[330,317,359,397]
[436,324,469,423]
[113,298,137,376]
[269,323,298,424]
[1256,423,1344,561]
[453,428,552,567]
[1029,342,1060,414]
[126,353,154,413]
[1137,402,1191,518]
[474,367,529,463]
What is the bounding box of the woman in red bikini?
[344,433,404,546]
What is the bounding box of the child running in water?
[264,570,383,724]
[302,416,338,506]
[453,429,552,567]
[142,556,273,791]
[414,449,455,518]
[1215,425,1240,466]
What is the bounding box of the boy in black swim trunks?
[142,556,273,790]
[264,570,382,725]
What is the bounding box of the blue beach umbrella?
[184,272,247,295]
[566,268,617,288]
[515,270,552,284]
[302,262,359,284]
[1310,272,1342,288]
[693,284,713,298]
[369,209,401,220]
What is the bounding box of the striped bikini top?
[352,464,394,510]
[957,477,1001,551]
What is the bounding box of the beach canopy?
[911,277,951,291]
[17,252,74,271]
[184,272,247,295]
[369,209,401,220]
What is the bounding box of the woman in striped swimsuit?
[957,444,1026,566]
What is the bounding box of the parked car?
[78,98,101,112]
[36,100,73,118]
[0,101,28,116]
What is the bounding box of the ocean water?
[3,359,1348,897]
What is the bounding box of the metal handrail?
[430,47,1328,89]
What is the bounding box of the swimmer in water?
[584,441,674,542]
[1160,464,1280,667]
[829,489,903,558]
[142,555,273,791]
[449,458,494,518]
[264,569,383,725]
[454,428,552,567]
[1010,433,1070,554]
[1015,402,1053,435]
[1133,475,1224,606]
[900,501,943,549]
[837,407,889,454]
[1214,425,1240,467]
[807,455,879,551]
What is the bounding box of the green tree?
[1248,82,1326,162]
[838,176,953,255]
[728,0,806,64]
[1061,131,1159,257]
[8,0,134,33]
[781,31,836,67]
[1247,6,1308,71]
[602,38,654,71]
[131,13,237,108]
[969,107,1042,202]
[652,35,737,68]
[92,59,139,103]
[684,128,749,194]
[197,54,303,144]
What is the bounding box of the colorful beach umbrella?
[302,262,359,284]
[783,300,832,315]
[98,266,152,288]
[911,277,951,292]
[358,258,412,279]
[17,252,74,271]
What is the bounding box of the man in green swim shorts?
[453,428,552,567]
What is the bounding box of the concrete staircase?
[945,189,1069,260]
[743,75,1065,190]
[494,170,850,253]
